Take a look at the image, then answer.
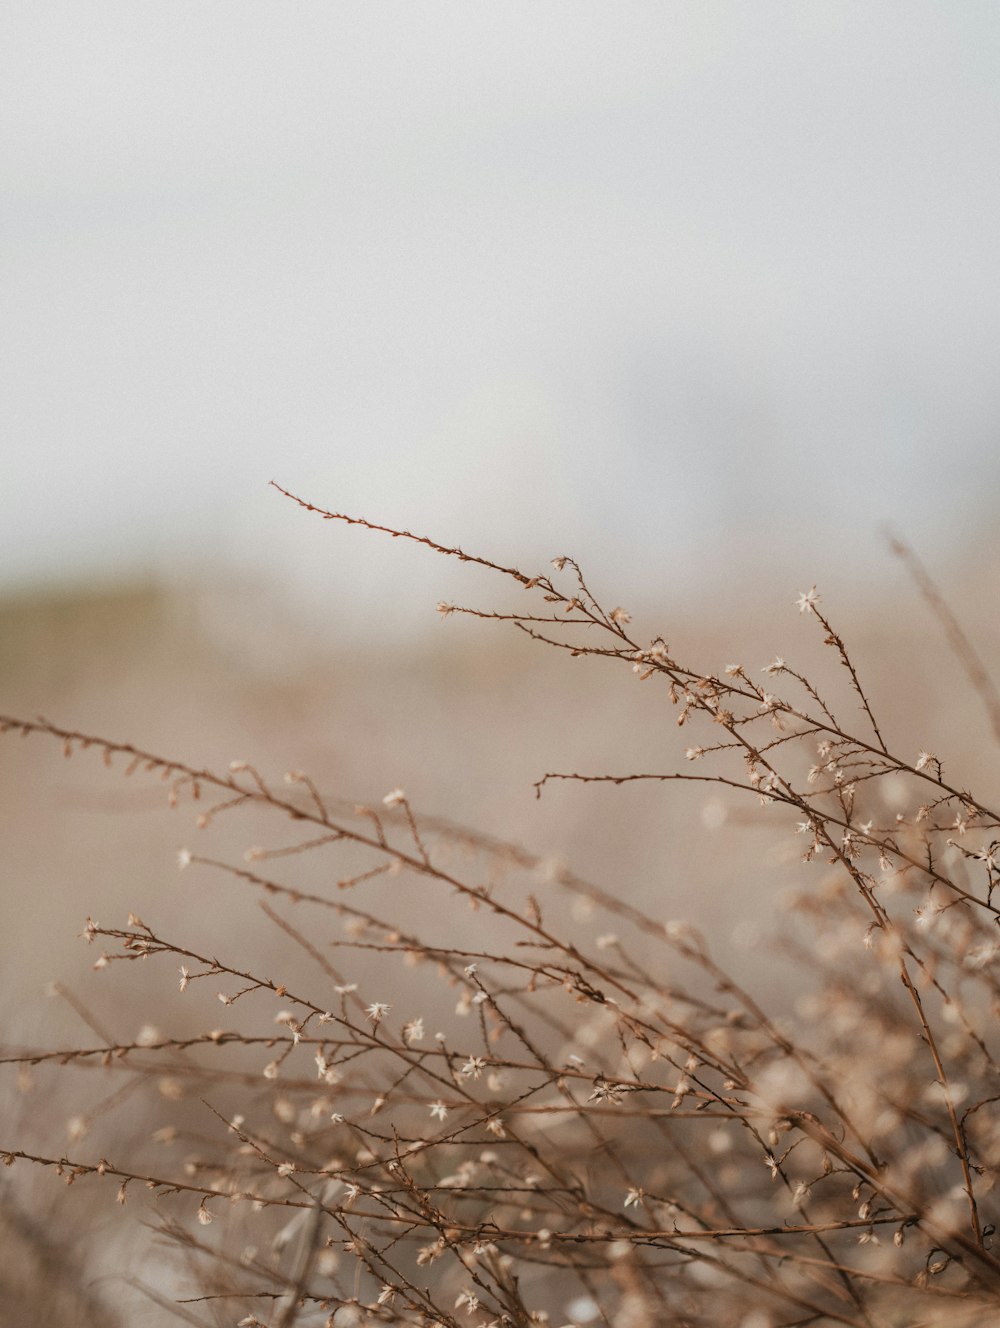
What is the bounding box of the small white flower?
[610,606,631,626]
[429,1100,449,1122]
[416,1240,445,1266]
[795,586,820,614]
[915,751,935,772]
[460,1056,486,1080]
[588,1081,624,1105]
[624,1187,642,1208]
[403,1017,425,1044]
[365,1002,391,1024]
[178,966,190,992]
[66,1116,88,1141]
[665,919,696,944]
[382,788,405,807]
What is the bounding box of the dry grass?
[2,488,1000,1327]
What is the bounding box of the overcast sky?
[3,3,999,623]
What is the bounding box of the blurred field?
[3,557,998,1006]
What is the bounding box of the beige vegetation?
[0,1184,122,1328]
[1,510,999,1326]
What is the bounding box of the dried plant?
[2,485,1000,1328]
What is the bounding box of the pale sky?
[3,3,999,624]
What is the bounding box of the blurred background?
[5,2,1000,606]
[2,4,1000,1321]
